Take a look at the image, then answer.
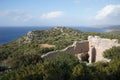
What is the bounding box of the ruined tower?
[88,36,120,63]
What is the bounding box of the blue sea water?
[0,26,107,44]
[70,27,107,33]
[0,27,52,44]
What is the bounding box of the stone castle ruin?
[88,36,120,63]
[42,36,120,63]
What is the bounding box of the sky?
[0,0,120,27]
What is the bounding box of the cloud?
[0,9,34,22]
[95,4,120,20]
[41,11,64,19]
[0,10,65,26]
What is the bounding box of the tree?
[103,46,120,60]
[8,54,43,69]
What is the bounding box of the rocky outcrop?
[24,31,33,43]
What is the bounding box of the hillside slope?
[0,27,120,62]
[0,27,84,62]
[0,27,120,80]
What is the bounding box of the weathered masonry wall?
[42,36,120,63]
[88,36,120,63]
[63,41,89,54]
[41,41,89,61]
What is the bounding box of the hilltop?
[0,27,120,80]
[0,27,120,62]
[0,27,83,62]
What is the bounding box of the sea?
[0,26,108,44]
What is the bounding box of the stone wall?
[42,41,89,62]
[41,50,61,58]
[63,41,89,54]
[41,36,120,63]
[88,36,120,63]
